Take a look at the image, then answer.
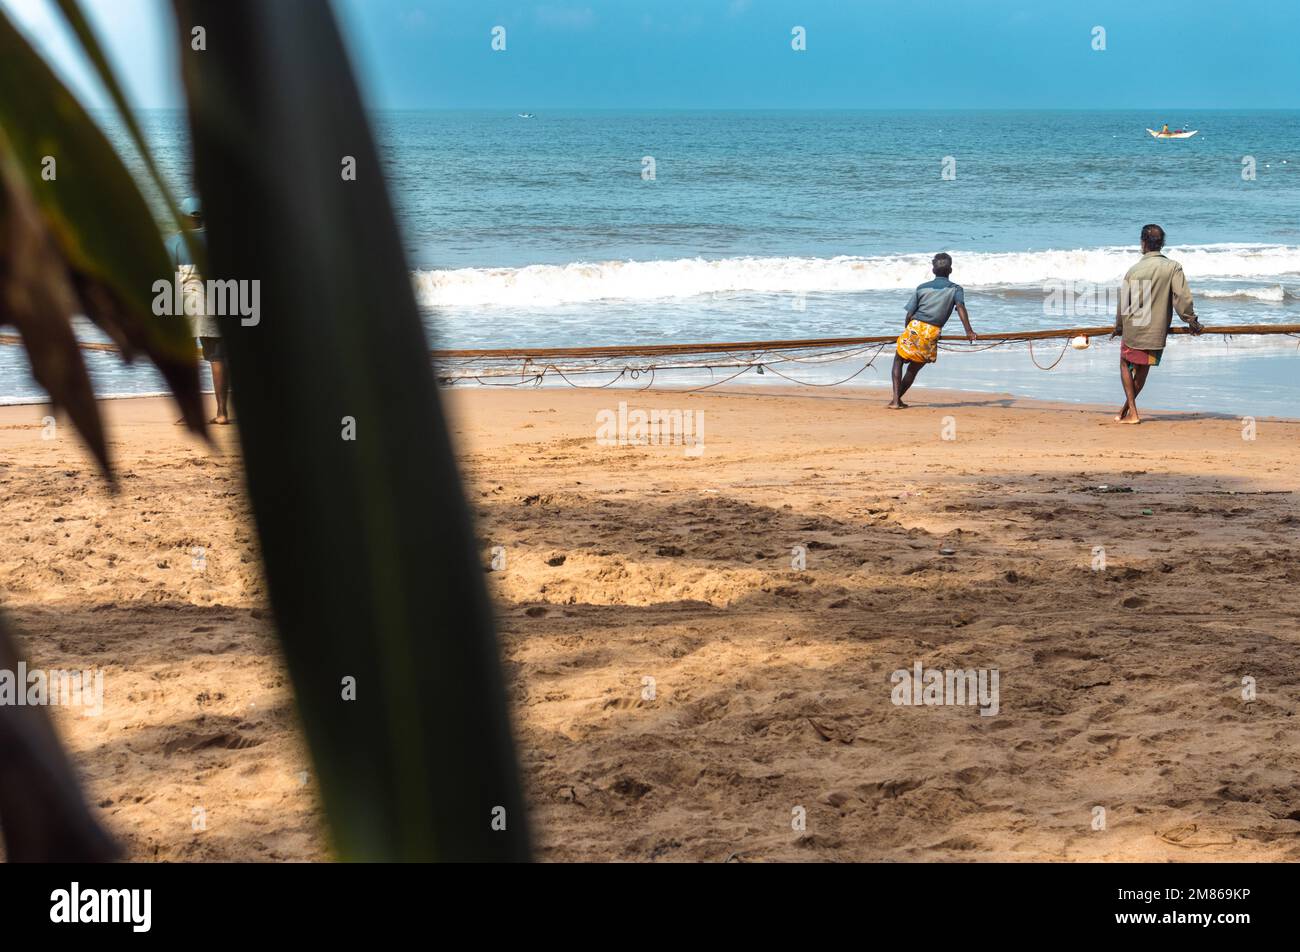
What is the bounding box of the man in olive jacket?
[1112,224,1203,423]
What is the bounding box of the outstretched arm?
[955,302,977,342]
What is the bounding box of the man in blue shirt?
[889,253,978,409]
[167,197,230,424]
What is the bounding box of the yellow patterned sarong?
[896,319,941,364]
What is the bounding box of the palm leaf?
[50,0,200,264]
[173,0,529,860]
[0,609,118,861]
[0,6,205,465]
[0,137,108,474]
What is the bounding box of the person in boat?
[1160,123,1170,134]
[888,253,978,409]
[1111,224,1203,424]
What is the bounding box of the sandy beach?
[1,386,1297,862]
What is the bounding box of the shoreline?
[2,383,1296,424]
[7,325,1295,419]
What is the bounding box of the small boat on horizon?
[1147,125,1198,139]
[518,112,535,119]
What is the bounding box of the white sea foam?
[414,244,1300,308]
[1200,285,1287,303]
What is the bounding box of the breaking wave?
[414,244,1300,308]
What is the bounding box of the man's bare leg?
[1116,361,1145,424]
[1115,363,1133,419]
[1116,363,1150,421]
[889,355,906,408]
[889,356,921,408]
[899,362,922,400]
[211,358,231,424]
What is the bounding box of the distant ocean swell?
[413,244,1300,308]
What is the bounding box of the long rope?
[425,323,1300,361]
[1027,338,1070,371]
[430,323,1300,387]
[3,323,1297,392]
[4,324,1298,361]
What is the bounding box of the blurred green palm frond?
[0,0,529,864]
[50,0,203,268]
[0,5,205,476]
[0,0,206,861]
[174,0,529,860]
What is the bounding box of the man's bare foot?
[210,415,232,425]
[887,401,909,410]
[1116,415,1141,425]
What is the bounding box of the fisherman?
[1111,224,1203,424]
[167,197,231,425]
[888,253,978,409]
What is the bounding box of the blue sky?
[4,0,1297,111]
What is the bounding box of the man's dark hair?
[932,252,953,277]
[1140,224,1165,251]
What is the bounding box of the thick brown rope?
[427,324,1300,360]
[3,323,1298,363]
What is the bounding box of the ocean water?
[3,110,1298,415]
